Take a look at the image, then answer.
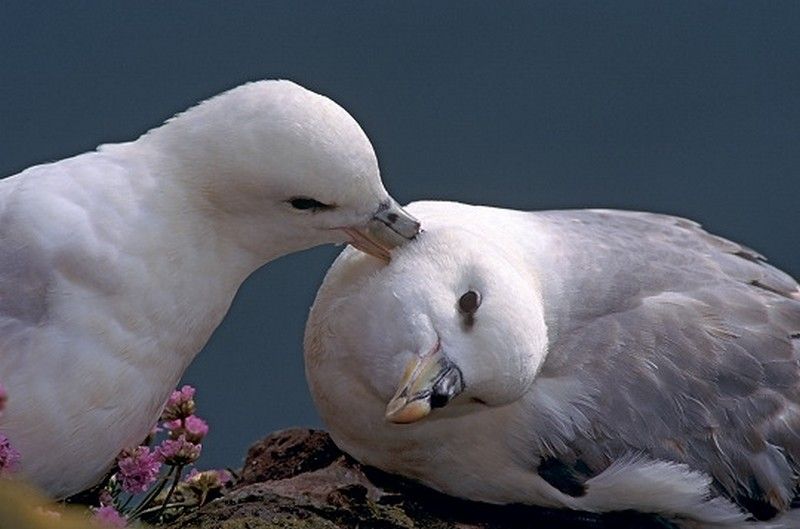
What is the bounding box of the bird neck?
[88,143,283,375]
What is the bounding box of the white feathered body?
[0,144,250,496]
[0,79,409,497]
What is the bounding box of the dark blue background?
[2,1,798,470]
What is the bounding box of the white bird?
[305,201,800,528]
[0,80,420,498]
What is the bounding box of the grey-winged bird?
[306,201,800,528]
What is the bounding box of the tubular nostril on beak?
[385,341,464,423]
[430,365,464,409]
[372,199,420,240]
[342,200,420,261]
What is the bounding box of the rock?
[238,429,341,484]
[166,428,677,529]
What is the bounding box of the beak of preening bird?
[385,339,465,424]
[343,200,421,261]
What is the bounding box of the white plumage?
[306,201,800,528]
[0,80,418,497]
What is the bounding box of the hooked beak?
[343,199,421,262]
[385,339,464,424]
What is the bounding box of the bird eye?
[458,290,481,314]
[288,197,333,211]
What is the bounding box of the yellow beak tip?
[385,398,431,424]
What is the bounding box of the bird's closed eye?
[288,197,334,211]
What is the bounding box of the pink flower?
[161,385,196,421]
[164,415,209,443]
[157,434,201,465]
[116,446,161,493]
[0,433,20,475]
[92,505,126,527]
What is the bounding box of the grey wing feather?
[530,210,800,519]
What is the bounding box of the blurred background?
[1,1,798,470]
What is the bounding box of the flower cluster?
[157,434,202,466]
[92,505,126,528]
[0,435,20,475]
[161,385,196,421]
[167,468,232,509]
[91,384,230,527]
[1,381,230,527]
[117,446,162,493]
[158,386,205,465]
[163,414,209,444]
[0,382,20,476]
[184,468,232,491]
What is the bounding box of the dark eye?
[288,197,333,211]
[458,290,481,314]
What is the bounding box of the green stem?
[134,500,196,517]
[128,466,175,519]
[120,493,135,511]
[154,464,185,523]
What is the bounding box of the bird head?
[313,227,549,425]
[144,80,419,261]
